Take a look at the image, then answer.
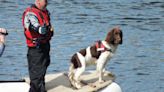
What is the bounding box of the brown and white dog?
[68,27,123,89]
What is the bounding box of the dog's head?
[105,27,123,45]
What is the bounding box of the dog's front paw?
[104,71,115,77]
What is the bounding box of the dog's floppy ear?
[105,28,115,44]
[119,30,123,44]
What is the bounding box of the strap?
[95,40,112,53]
[38,11,45,24]
[96,40,105,51]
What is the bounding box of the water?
[0,0,164,92]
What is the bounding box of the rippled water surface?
[0,0,164,92]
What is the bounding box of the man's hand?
[39,25,47,35]
[0,28,8,35]
[50,26,54,32]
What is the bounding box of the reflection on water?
[0,0,164,92]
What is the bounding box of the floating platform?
[26,71,115,92]
[0,71,118,92]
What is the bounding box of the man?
[22,0,53,92]
[0,28,8,57]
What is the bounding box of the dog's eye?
[115,32,119,35]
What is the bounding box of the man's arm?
[24,12,47,35]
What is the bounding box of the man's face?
[39,0,47,10]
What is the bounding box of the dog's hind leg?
[73,52,86,89]
[68,64,74,82]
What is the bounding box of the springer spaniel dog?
[68,27,123,89]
